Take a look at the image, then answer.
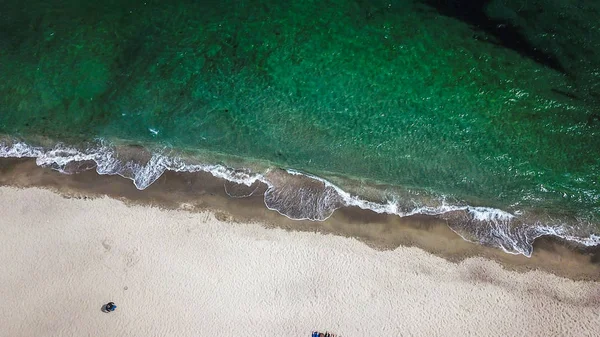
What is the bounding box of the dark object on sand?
[312,331,337,337]
[105,302,117,312]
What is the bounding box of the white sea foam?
[1,141,264,190]
[467,207,515,222]
[1,140,598,256]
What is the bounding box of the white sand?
[0,187,598,337]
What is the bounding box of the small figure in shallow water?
[105,302,117,312]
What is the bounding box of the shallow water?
[1,0,599,253]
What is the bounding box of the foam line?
[2,140,598,256]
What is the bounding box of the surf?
[2,138,598,257]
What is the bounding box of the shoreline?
[3,139,599,257]
[1,158,599,281]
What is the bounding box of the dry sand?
[1,186,599,337]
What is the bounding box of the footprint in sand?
[124,248,140,268]
[101,239,112,252]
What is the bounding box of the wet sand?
[0,158,599,281]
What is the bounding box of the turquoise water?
[1,0,599,250]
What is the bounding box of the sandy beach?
[2,0,600,335]
[1,185,599,337]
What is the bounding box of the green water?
[1,0,599,223]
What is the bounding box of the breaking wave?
[1,139,598,257]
